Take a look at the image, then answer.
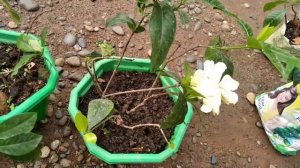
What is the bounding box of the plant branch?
[27,11,49,33]
[127,92,179,114]
[102,84,179,98]
[102,16,146,97]
[85,58,103,95]
[119,123,169,144]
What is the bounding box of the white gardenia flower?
[190,60,239,115]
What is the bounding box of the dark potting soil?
[284,20,300,44]
[79,72,174,153]
[0,44,46,115]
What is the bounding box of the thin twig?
[27,11,48,33]
[292,5,297,21]
[102,84,179,98]
[119,123,169,144]
[85,59,103,95]
[102,16,146,97]
[127,92,179,114]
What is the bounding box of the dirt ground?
[1,0,300,167]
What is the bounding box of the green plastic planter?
[0,29,59,123]
[68,58,193,164]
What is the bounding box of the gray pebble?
[54,164,62,168]
[60,159,71,167]
[41,146,50,158]
[55,58,65,67]
[72,142,79,150]
[60,153,66,158]
[221,24,231,32]
[58,116,68,126]
[78,38,87,48]
[186,55,196,63]
[214,13,224,21]
[55,109,63,119]
[58,16,66,21]
[33,161,41,168]
[65,51,77,57]
[112,26,125,36]
[204,17,212,23]
[64,33,76,47]
[47,104,54,117]
[63,126,72,137]
[211,154,217,165]
[19,0,40,11]
[192,136,197,144]
[49,94,57,102]
[77,154,84,162]
[194,7,201,14]
[78,49,92,56]
[66,56,81,67]
[49,153,59,163]
[68,71,83,82]
[51,140,60,150]
[194,21,202,31]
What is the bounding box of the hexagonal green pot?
[0,29,59,123]
[68,58,193,164]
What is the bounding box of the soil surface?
[79,72,173,153]
[285,20,300,44]
[1,0,300,168]
[0,44,46,115]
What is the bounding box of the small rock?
[79,145,86,151]
[188,34,193,39]
[54,164,62,168]
[77,154,84,162]
[250,15,258,20]
[66,56,81,67]
[230,30,237,36]
[65,51,77,57]
[78,49,92,56]
[243,3,250,8]
[221,24,231,32]
[181,7,188,13]
[176,165,182,168]
[186,55,196,63]
[72,142,79,150]
[46,0,53,7]
[194,21,202,31]
[58,116,68,126]
[19,0,40,11]
[189,4,195,9]
[211,154,217,165]
[129,43,135,48]
[34,161,42,168]
[256,121,263,128]
[55,109,63,119]
[112,26,124,36]
[68,71,83,81]
[192,136,197,144]
[78,38,86,48]
[73,44,81,51]
[257,140,262,145]
[41,146,51,158]
[55,58,65,67]
[17,164,25,168]
[58,16,66,21]
[214,13,224,21]
[246,92,256,105]
[7,21,18,29]
[64,33,76,47]
[85,25,94,32]
[270,164,276,168]
[196,132,201,137]
[49,94,57,102]
[40,118,48,124]
[60,159,71,167]
[118,42,124,48]
[94,27,100,32]
[49,153,59,163]
[63,126,72,137]
[194,7,201,14]
[51,140,60,150]
[60,153,66,158]
[147,49,152,56]
[247,157,252,163]
[204,17,211,23]
[236,151,241,157]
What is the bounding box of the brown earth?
[1,0,300,168]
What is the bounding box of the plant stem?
[102,84,179,98]
[119,123,169,144]
[85,59,103,96]
[102,17,145,97]
[127,92,178,114]
[292,5,297,21]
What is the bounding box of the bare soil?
[1,0,300,167]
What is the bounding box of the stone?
[236,151,241,157]
[94,27,100,32]
[196,132,201,137]
[17,164,25,168]
[60,159,71,167]
[194,7,201,14]
[247,157,252,163]
[171,154,178,160]
[196,59,204,70]
[49,153,59,163]
[129,43,135,48]
[118,42,124,48]
[19,0,40,11]
[7,21,18,29]
[256,121,263,128]
[74,44,81,51]
[78,49,92,56]
[194,21,202,31]
[51,140,60,150]
[84,21,92,26]
[147,49,152,56]
[64,33,76,47]
[41,146,50,158]
[192,136,197,144]
[66,56,81,67]
[214,13,224,21]
[55,58,65,67]
[77,154,84,162]
[78,38,86,48]
[257,140,262,145]
[72,142,79,150]
[188,34,193,39]
[244,3,250,8]
[58,116,68,126]
[186,55,196,63]
[211,154,217,165]
[221,24,231,32]
[58,16,66,21]
[54,164,62,168]
[65,51,77,57]
[204,17,211,23]
[85,25,94,32]
[46,0,54,7]
[63,126,72,137]
[68,71,83,81]
[55,109,63,119]
[246,92,256,105]
[33,161,42,168]
[47,105,55,117]
[112,26,125,35]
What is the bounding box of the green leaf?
[246,36,262,49]
[256,25,277,41]
[161,92,188,129]
[202,0,226,11]
[7,145,41,161]
[150,1,176,70]
[0,0,21,23]
[293,69,300,86]
[0,113,37,139]
[159,69,181,82]
[137,0,148,14]
[178,10,190,25]
[263,0,288,12]
[83,132,97,143]
[0,133,42,156]
[11,53,38,76]
[263,9,287,27]
[261,43,300,79]
[182,85,204,100]
[87,99,114,131]
[204,37,234,76]
[40,27,48,47]
[106,13,137,32]
[75,112,88,134]
[16,34,41,53]
[236,18,253,37]
[182,62,193,85]
[134,25,145,33]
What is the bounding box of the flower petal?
[210,62,227,83]
[221,89,238,104]
[219,75,239,91]
[191,69,204,87]
[203,60,215,77]
[195,79,220,97]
